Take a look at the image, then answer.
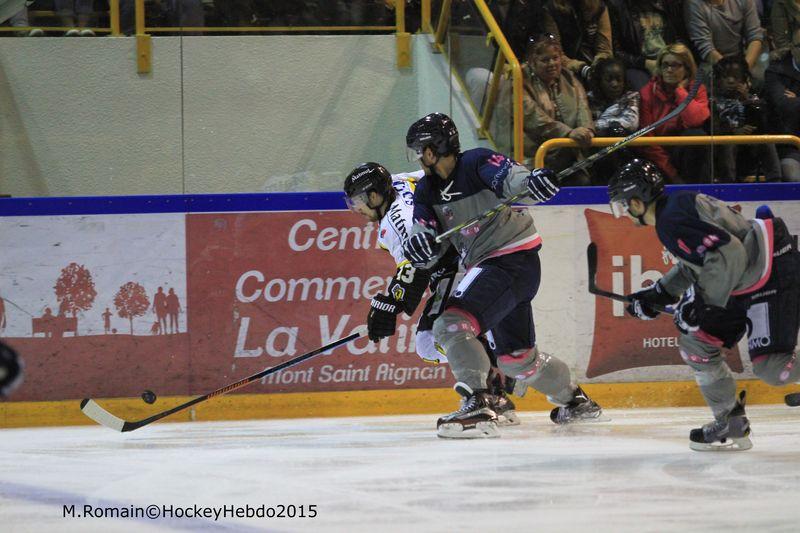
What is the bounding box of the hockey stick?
[587,242,674,314]
[435,76,705,244]
[80,332,362,432]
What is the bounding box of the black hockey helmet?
[343,162,393,210]
[608,158,665,218]
[405,112,460,161]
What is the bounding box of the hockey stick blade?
[80,331,362,432]
[434,75,706,245]
[586,242,673,314]
[784,392,800,407]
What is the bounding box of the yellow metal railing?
[431,0,524,162]
[534,134,800,172]
[0,2,121,35]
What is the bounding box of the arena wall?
[2,184,799,427]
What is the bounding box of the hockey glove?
[367,293,401,342]
[403,232,440,268]
[626,281,676,320]
[0,341,23,398]
[673,287,700,334]
[526,168,559,203]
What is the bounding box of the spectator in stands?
[120,0,204,35]
[3,5,44,36]
[770,0,800,60]
[522,33,595,186]
[496,0,555,59]
[544,0,613,83]
[685,0,764,74]
[55,0,95,36]
[637,43,711,183]
[764,27,800,180]
[587,57,640,183]
[589,57,641,135]
[710,56,781,181]
[606,0,689,90]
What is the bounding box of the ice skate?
[490,374,520,426]
[549,386,604,424]
[437,383,500,439]
[690,391,752,452]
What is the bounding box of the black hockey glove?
[526,168,559,203]
[403,232,440,268]
[367,293,401,342]
[0,340,23,398]
[626,281,677,320]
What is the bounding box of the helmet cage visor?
[406,144,425,163]
[610,198,631,219]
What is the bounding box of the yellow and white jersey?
[378,170,424,265]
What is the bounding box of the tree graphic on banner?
[114,282,150,335]
[54,262,97,336]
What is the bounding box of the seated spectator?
[764,27,800,180]
[589,57,641,135]
[710,56,781,181]
[685,0,764,74]
[2,5,44,36]
[636,43,711,183]
[522,33,595,186]
[588,57,640,183]
[497,0,555,59]
[606,0,689,90]
[120,0,204,35]
[55,0,95,36]
[770,0,800,60]
[544,0,613,83]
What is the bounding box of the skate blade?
[689,435,753,452]
[497,411,521,427]
[437,421,500,439]
[553,411,611,425]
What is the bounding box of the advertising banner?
[2,196,798,402]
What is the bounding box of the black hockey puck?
[785,392,800,407]
[141,390,157,404]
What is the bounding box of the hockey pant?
[431,248,574,403]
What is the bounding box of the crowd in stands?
[3,0,800,184]
[495,0,800,184]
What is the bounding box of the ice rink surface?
[2,405,800,532]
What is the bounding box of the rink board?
[1,184,800,427]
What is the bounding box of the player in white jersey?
[344,163,519,424]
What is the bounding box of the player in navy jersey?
[609,159,800,451]
[344,162,520,425]
[402,112,603,438]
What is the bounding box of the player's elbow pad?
[388,269,430,315]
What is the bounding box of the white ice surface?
[2,406,800,532]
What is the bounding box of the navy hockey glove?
[403,232,440,268]
[626,281,676,320]
[674,288,700,334]
[0,341,23,398]
[526,168,559,203]
[367,293,400,342]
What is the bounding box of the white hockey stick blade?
[80,399,126,432]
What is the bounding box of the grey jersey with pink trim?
[410,148,542,269]
[655,191,772,307]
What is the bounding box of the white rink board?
[529,200,800,383]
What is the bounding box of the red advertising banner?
[184,211,451,394]
[584,208,742,377]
